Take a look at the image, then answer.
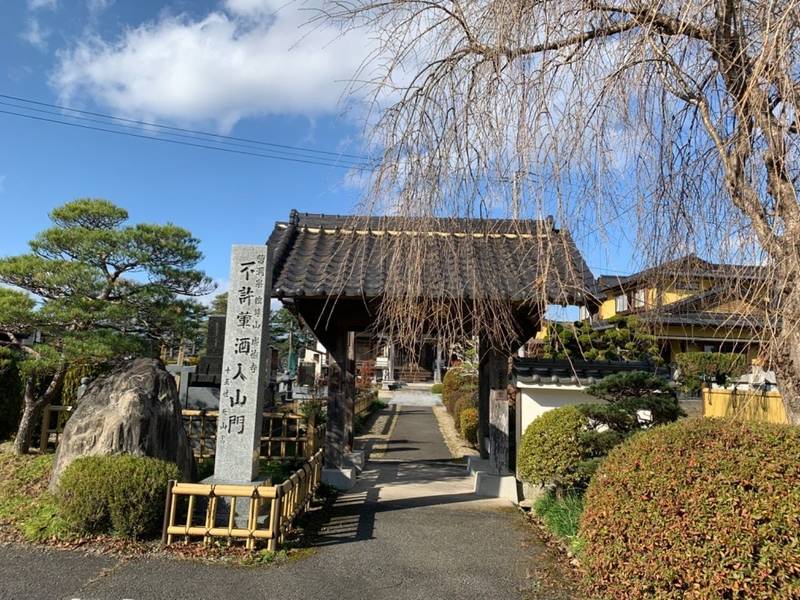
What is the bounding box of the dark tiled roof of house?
[596,254,764,295]
[638,310,763,329]
[267,210,595,302]
[512,358,669,386]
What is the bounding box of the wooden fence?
[354,389,377,417]
[39,405,73,453]
[162,448,323,550]
[41,405,325,463]
[181,410,325,463]
[703,387,789,424]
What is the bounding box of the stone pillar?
[325,330,347,466]
[489,390,509,474]
[478,338,508,459]
[387,341,396,382]
[213,245,272,483]
[433,342,443,384]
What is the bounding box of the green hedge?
[58,455,179,539]
[459,407,478,444]
[674,352,748,393]
[431,383,443,394]
[580,418,800,599]
[442,367,477,414]
[517,406,592,491]
[453,392,477,428]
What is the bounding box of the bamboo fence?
[162,448,323,550]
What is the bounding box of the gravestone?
[206,316,226,356]
[489,390,509,475]
[213,245,273,483]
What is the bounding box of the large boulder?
[49,358,194,491]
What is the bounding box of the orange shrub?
[580,418,800,599]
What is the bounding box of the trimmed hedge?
[431,383,443,394]
[58,455,179,539]
[453,392,477,427]
[459,407,478,444]
[442,367,477,412]
[580,418,800,599]
[517,406,592,491]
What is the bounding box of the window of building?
[615,294,629,313]
[634,289,646,309]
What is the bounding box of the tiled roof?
[512,358,669,386]
[267,210,595,302]
[596,254,765,294]
[639,311,763,329]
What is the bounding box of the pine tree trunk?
[13,379,39,455]
[12,365,67,455]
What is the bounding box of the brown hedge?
[442,367,477,415]
[580,417,800,599]
[460,407,478,444]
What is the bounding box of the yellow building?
[581,255,763,364]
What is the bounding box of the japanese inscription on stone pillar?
[489,390,510,475]
[213,245,272,482]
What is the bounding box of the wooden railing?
[162,449,323,550]
[182,410,325,463]
[39,405,73,452]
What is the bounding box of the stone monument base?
[322,467,356,491]
[466,457,521,502]
[473,471,520,502]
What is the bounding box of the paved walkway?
[0,397,575,600]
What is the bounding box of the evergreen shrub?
[58,455,179,539]
[459,407,479,444]
[453,391,477,427]
[580,418,800,599]
[442,367,477,415]
[517,406,592,491]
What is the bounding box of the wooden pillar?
[478,337,508,459]
[325,330,356,466]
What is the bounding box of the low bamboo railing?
[39,405,73,452]
[162,448,323,550]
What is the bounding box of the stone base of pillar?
[322,467,356,491]
[473,471,520,503]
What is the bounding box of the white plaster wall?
[515,385,594,464]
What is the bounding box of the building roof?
[512,357,669,386]
[267,210,595,303]
[594,254,764,297]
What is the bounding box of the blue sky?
[0,0,636,304]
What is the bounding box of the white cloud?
[87,0,114,17]
[28,0,57,10]
[52,1,374,131]
[21,18,50,50]
[223,0,277,17]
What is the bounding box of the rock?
[49,358,194,491]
